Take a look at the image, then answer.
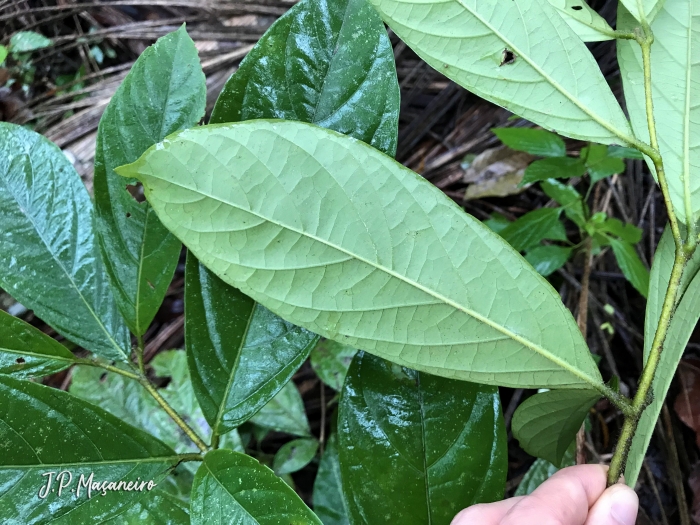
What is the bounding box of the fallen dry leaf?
[462,146,535,200]
[674,358,700,447]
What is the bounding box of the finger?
[500,465,609,525]
[450,497,524,525]
[584,483,638,525]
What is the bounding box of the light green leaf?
[191,449,322,525]
[185,253,317,439]
[0,375,179,524]
[312,435,350,525]
[540,179,587,227]
[118,120,603,390]
[273,438,319,476]
[211,0,399,157]
[370,0,634,145]
[546,0,615,42]
[0,310,77,378]
[492,128,566,157]
[625,228,700,486]
[514,450,575,496]
[338,352,507,523]
[525,246,573,277]
[618,1,699,225]
[500,208,568,252]
[523,157,587,185]
[310,339,358,391]
[250,380,311,437]
[609,238,650,297]
[95,25,205,336]
[512,389,599,467]
[0,45,7,64]
[9,31,51,53]
[0,123,129,362]
[619,0,666,23]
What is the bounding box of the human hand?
[451,465,638,525]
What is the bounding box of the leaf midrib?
[212,301,256,438]
[449,0,635,145]
[151,160,602,390]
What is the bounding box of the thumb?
[584,483,638,525]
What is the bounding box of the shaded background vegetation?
[2,0,697,523]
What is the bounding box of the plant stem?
[606,20,698,486]
[136,334,146,374]
[73,358,142,380]
[576,236,594,464]
[177,453,204,463]
[139,376,209,453]
[607,249,685,485]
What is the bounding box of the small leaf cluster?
[490,127,649,296]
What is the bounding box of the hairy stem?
[139,377,209,453]
[80,355,210,454]
[606,21,698,486]
[607,250,685,485]
[135,334,146,374]
[576,236,593,465]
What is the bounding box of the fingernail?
[609,486,639,525]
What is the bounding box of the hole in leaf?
[571,5,583,10]
[15,357,25,364]
[99,372,108,382]
[126,213,131,218]
[500,49,516,66]
[126,183,146,203]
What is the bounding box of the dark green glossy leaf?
[492,128,566,157]
[312,435,350,525]
[609,239,649,297]
[185,254,317,439]
[512,389,599,467]
[95,25,205,336]
[250,380,311,437]
[0,310,77,378]
[0,375,179,523]
[540,179,587,227]
[522,157,587,184]
[191,449,321,525]
[525,246,572,277]
[338,352,507,524]
[514,448,575,497]
[210,0,399,157]
[500,208,568,252]
[273,438,319,475]
[310,339,357,391]
[101,489,190,525]
[0,123,129,361]
[582,144,625,183]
